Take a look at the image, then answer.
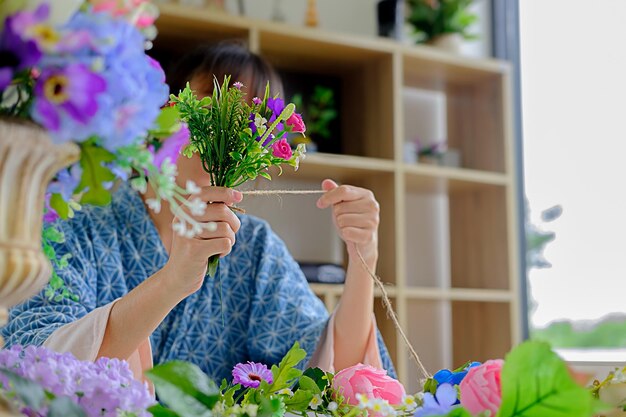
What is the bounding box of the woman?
[2,42,395,382]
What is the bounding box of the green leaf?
[302,367,328,392]
[151,106,181,139]
[207,255,219,278]
[267,342,307,392]
[496,341,595,417]
[145,361,219,417]
[283,390,314,412]
[297,375,321,395]
[444,408,474,417]
[49,193,70,220]
[148,404,182,417]
[0,369,45,409]
[48,396,87,417]
[258,171,271,180]
[77,143,116,206]
[222,383,241,407]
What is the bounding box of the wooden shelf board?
[157,3,509,79]
[403,287,513,302]
[310,283,398,298]
[273,153,395,182]
[403,164,509,193]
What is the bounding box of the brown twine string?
[243,188,432,380]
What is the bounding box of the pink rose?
[272,139,293,160]
[332,364,406,406]
[459,359,504,415]
[286,112,306,133]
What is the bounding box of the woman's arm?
[316,180,379,370]
[97,187,242,360]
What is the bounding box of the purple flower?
[32,63,106,139]
[0,345,154,417]
[252,97,262,105]
[414,384,458,417]
[47,163,83,201]
[43,194,60,223]
[152,123,190,168]
[233,81,243,89]
[0,4,48,88]
[232,362,273,388]
[267,97,285,121]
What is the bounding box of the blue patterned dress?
[2,183,395,382]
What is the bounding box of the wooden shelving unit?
[153,3,521,393]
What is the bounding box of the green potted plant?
[406,0,478,53]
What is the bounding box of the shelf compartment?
[451,301,512,366]
[405,300,452,393]
[401,81,507,174]
[259,32,395,160]
[402,287,513,303]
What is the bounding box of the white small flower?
[277,388,294,396]
[160,160,178,177]
[416,392,425,402]
[172,221,186,236]
[613,369,626,383]
[402,394,418,411]
[254,113,268,135]
[186,180,201,195]
[309,394,322,410]
[369,399,394,417]
[130,177,147,194]
[243,404,258,417]
[205,221,218,233]
[188,197,206,216]
[356,393,370,409]
[327,401,338,412]
[145,198,161,213]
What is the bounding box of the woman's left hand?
[316,179,380,268]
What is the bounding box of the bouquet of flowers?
[171,77,306,276]
[412,340,606,417]
[0,0,205,300]
[0,345,154,417]
[146,342,418,417]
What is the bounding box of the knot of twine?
[243,188,432,380]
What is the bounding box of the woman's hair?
[167,41,282,99]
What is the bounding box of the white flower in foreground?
[357,393,370,409]
[277,388,294,397]
[172,221,186,236]
[188,197,206,216]
[327,401,338,412]
[309,394,322,410]
[145,198,161,213]
[186,180,201,194]
[243,404,258,417]
[402,394,418,411]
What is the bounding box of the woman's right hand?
[162,187,242,298]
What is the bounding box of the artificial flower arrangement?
[0,0,213,300]
[1,340,625,417]
[170,78,306,276]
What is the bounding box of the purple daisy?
[32,63,106,138]
[152,123,190,168]
[232,362,273,388]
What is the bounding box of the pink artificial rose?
[286,112,306,133]
[459,359,504,416]
[272,139,293,160]
[333,364,406,406]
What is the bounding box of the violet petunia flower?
[32,63,106,140]
[0,4,48,89]
[232,361,273,388]
[152,123,190,169]
[414,384,458,417]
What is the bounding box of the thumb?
[321,179,339,191]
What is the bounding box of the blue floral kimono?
[2,183,395,382]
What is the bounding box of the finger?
[199,237,234,258]
[335,213,379,230]
[202,203,242,232]
[332,199,380,217]
[317,184,366,209]
[195,222,237,246]
[322,179,339,191]
[339,227,376,245]
[192,187,243,206]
